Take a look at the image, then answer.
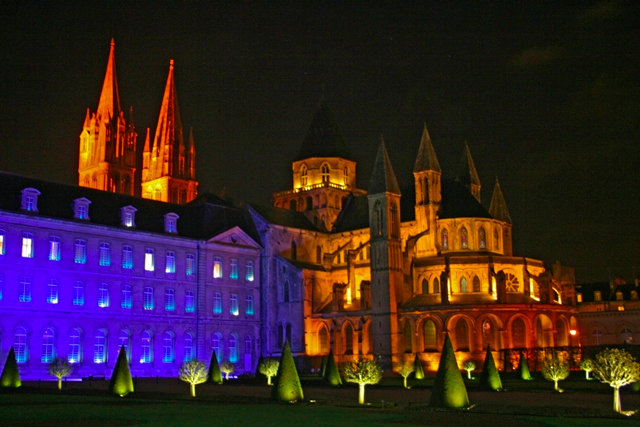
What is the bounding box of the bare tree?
[220,361,235,380]
[463,360,476,380]
[592,348,640,415]
[179,360,208,397]
[394,359,414,389]
[542,357,569,392]
[579,358,595,380]
[343,357,383,405]
[48,358,72,391]
[258,358,280,386]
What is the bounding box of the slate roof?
[248,203,322,232]
[575,282,640,303]
[0,171,260,242]
[294,104,352,161]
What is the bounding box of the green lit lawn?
[0,374,638,427]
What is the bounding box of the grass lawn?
[0,372,638,426]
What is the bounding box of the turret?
[413,124,441,253]
[489,177,513,255]
[457,141,481,203]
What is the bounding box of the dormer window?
[164,212,179,234]
[73,197,91,220]
[21,187,40,212]
[121,205,137,228]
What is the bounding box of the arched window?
[472,275,481,292]
[494,227,500,251]
[390,202,399,238]
[344,324,353,355]
[441,229,448,249]
[421,278,428,294]
[511,318,526,348]
[374,200,383,236]
[163,332,174,363]
[140,330,152,363]
[212,332,222,361]
[94,329,107,364]
[321,163,330,183]
[318,326,329,354]
[41,328,55,363]
[556,319,568,347]
[300,165,308,186]
[68,328,82,364]
[403,321,412,353]
[481,319,497,350]
[459,227,468,249]
[460,277,468,293]
[14,327,28,363]
[228,335,238,363]
[423,320,437,350]
[454,318,469,351]
[479,227,486,249]
[433,277,440,294]
[184,333,194,362]
[119,329,131,361]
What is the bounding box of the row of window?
[10,327,255,365]
[1,232,255,281]
[1,277,254,316]
[440,226,501,251]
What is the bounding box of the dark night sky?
[1,1,639,283]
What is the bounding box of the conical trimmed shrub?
[207,351,223,384]
[479,345,502,391]
[323,350,342,386]
[109,347,133,396]
[413,353,425,380]
[0,347,21,388]
[271,340,304,402]
[517,351,533,380]
[429,334,469,408]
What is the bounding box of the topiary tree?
[413,353,425,380]
[343,357,383,405]
[0,347,21,388]
[462,360,476,380]
[592,348,640,415]
[258,358,279,386]
[579,358,595,380]
[479,345,502,391]
[517,351,533,380]
[207,351,223,384]
[179,360,208,397]
[429,334,469,408]
[323,350,342,386]
[271,340,304,402]
[220,361,234,380]
[542,357,569,392]
[394,358,414,389]
[48,358,72,390]
[109,346,134,397]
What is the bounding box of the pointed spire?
[368,136,401,195]
[295,103,351,161]
[187,126,196,179]
[489,177,512,223]
[143,127,151,153]
[413,124,441,172]
[457,141,481,187]
[96,38,121,121]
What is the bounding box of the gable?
[207,225,262,250]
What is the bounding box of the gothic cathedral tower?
[141,60,198,203]
[78,39,137,195]
[367,138,403,368]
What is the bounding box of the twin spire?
[96,39,121,121]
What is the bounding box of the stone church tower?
[78,39,137,195]
[142,60,198,203]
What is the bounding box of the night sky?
[1,2,639,283]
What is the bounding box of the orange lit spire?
[152,59,183,178]
[96,39,121,121]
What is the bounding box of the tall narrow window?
[459,227,468,249]
[185,290,195,313]
[121,284,132,309]
[213,292,222,314]
[245,261,254,281]
[140,331,152,363]
[19,276,31,302]
[68,328,82,364]
[230,294,239,316]
[21,233,34,258]
[473,275,481,292]
[118,330,131,361]
[143,287,154,310]
[423,319,437,350]
[144,248,155,272]
[316,246,322,264]
[213,257,222,278]
[99,242,111,266]
[433,277,440,294]
[98,282,109,308]
[0,230,5,255]
[94,330,106,364]
[49,236,60,261]
[441,229,448,249]
[228,335,238,363]
[162,332,174,363]
[47,279,59,304]
[183,333,194,362]
[73,281,84,306]
[0,274,3,301]
[245,295,254,315]
[478,227,486,249]
[164,213,179,233]
[390,202,399,238]
[41,328,55,363]
[421,278,428,294]
[321,163,330,183]
[460,277,468,293]
[230,259,238,279]
[14,327,28,363]
[165,250,176,274]
[300,164,308,186]
[186,254,195,276]
[165,288,175,311]
[74,239,86,264]
[122,245,133,269]
[374,200,383,236]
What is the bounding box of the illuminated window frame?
[94,330,107,364]
[73,197,91,220]
[19,276,31,302]
[165,250,176,274]
[14,327,28,363]
[21,233,34,258]
[140,331,152,363]
[162,332,174,363]
[143,286,154,310]
[185,290,195,313]
[48,236,61,261]
[74,239,86,264]
[164,212,179,234]
[145,248,155,272]
[21,187,40,212]
[213,257,223,278]
[122,245,133,269]
[245,261,254,281]
[183,333,194,362]
[0,230,5,255]
[186,254,195,276]
[230,258,238,279]
[165,288,175,311]
[68,329,82,364]
[230,294,239,316]
[213,292,222,314]
[99,242,111,266]
[245,295,254,315]
[97,282,109,308]
[73,281,84,306]
[121,205,137,228]
[121,284,132,309]
[41,328,55,363]
[47,279,59,304]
